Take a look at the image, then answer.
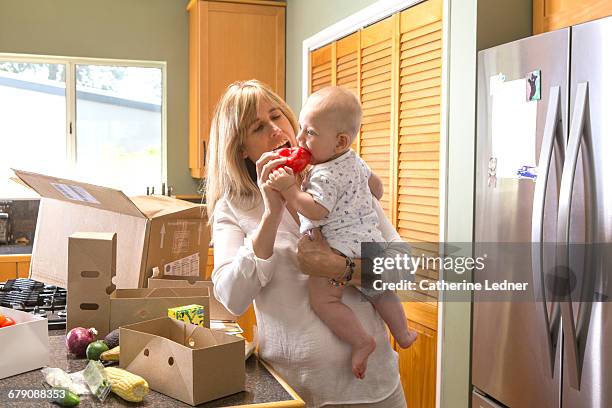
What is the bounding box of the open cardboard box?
[148,277,237,322]
[67,232,210,337]
[120,317,245,406]
[0,306,49,379]
[13,169,210,289]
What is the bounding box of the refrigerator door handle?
[557,81,589,390]
[531,85,563,377]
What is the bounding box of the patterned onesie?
[299,149,384,297]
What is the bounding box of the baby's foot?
[352,336,376,379]
[396,329,418,349]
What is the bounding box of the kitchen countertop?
[0,330,304,407]
[0,245,32,255]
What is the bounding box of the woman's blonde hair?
[205,80,298,221]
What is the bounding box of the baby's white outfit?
[300,149,384,296]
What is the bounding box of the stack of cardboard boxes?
[12,170,245,405]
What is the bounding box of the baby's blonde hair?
[205,80,298,220]
[307,86,362,142]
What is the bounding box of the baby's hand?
[268,167,296,193]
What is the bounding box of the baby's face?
[297,98,341,165]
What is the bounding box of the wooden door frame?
[301,1,451,407]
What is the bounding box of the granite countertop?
[1,330,303,407]
[0,245,33,255]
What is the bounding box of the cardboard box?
[0,306,49,379]
[120,317,245,406]
[148,277,237,322]
[67,232,210,337]
[13,169,210,289]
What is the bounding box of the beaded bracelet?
[329,255,356,287]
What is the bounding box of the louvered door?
[396,0,442,305]
[359,16,395,219]
[394,2,442,407]
[309,44,332,93]
[335,33,360,152]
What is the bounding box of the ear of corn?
[100,346,120,362]
[104,367,149,402]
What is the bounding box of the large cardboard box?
[148,277,237,322]
[0,306,49,379]
[13,169,210,289]
[120,317,245,406]
[67,232,210,337]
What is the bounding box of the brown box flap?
[110,287,211,330]
[13,169,145,218]
[147,278,237,322]
[130,195,206,220]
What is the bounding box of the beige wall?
[285,0,378,113]
[0,0,200,195]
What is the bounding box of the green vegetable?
[53,387,80,407]
[103,329,120,349]
[86,340,109,361]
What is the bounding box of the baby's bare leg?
[309,276,376,379]
[370,291,417,348]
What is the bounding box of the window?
[0,55,165,198]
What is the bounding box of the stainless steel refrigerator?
[473,15,612,408]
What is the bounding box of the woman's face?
[242,98,296,163]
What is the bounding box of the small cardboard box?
[67,232,210,337]
[0,306,49,379]
[168,304,206,327]
[148,277,237,322]
[120,317,245,406]
[13,169,210,289]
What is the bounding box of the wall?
[285,0,379,113]
[0,0,199,195]
[441,0,532,407]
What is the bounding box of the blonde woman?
[207,80,409,408]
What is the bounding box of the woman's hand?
[297,228,346,280]
[256,152,287,216]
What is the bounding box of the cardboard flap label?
[51,182,101,204]
[12,169,145,218]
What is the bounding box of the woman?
[206,80,409,407]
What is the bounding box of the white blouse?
[211,196,409,407]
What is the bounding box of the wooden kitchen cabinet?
[534,0,612,34]
[395,302,437,408]
[0,255,31,282]
[187,0,286,178]
[0,261,17,282]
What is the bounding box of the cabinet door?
[188,0,286,178]
[0,261,17,282]
[396,302,437,408]
[17,261,30,278]
[534,0,612,34]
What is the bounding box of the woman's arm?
[296,198,412,286]
[211,200,282,316]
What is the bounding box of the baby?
[268,86,417,379]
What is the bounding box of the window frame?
[0,53,168,190]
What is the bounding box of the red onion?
[66,327,98,357]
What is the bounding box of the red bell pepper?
[275,147,312,173]
[0,316,16,328]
